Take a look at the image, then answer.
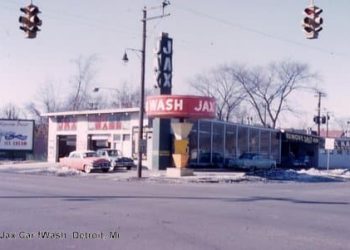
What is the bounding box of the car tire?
[102,168,109,173]
[84,165,92,174]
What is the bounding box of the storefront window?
[198,121,211,164]
[225,124,237,159]
[212,123,224,165]
[260,130,271,156]
[271,131,281,162]
[237,126,248,157]
[249,128,259,153]
[188,121,198,164]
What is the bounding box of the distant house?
[319,129,344,138]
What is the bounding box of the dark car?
[96,148,135,170]
[282,155,311,169]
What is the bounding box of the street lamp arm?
[93,87,121,93]
[125,48,143,53]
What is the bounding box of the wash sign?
[0,119,34,150]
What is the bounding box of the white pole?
[326,150,330,171]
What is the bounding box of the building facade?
[43,108,152,167]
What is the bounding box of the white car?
[96,149,135,170]
[229,153,276,171]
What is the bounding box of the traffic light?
[313,116,320,124]
[302,5,323,39]
[19,4,42,39]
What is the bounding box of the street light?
[123,2,170,178]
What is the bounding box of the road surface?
[0,172,349,250]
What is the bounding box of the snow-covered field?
[0,161,350,184]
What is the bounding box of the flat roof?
[41,107,139,117]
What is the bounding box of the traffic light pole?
[317,92,321,136]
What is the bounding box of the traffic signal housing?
[19,4,42,39]
[302,5,323,39]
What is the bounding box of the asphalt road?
[0,172,349,250]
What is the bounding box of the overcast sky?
[0,0,349,130]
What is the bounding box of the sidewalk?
[0,161,350,184]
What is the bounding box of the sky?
[0,0,350,131]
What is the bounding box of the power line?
[173,4,349,58]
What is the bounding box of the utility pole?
[137,7,147,179]
[315,91,326,136]
[123,1,170,178]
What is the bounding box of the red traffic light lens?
[304,8,314,15]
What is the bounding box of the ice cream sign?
[145,95,216,119]
[0,120,34,150]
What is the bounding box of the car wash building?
[42,108,152,165]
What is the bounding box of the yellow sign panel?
[174,139,189,154]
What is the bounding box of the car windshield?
[107,150,121,157]
[83,152,97,158]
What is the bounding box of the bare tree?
[190,65,246,122]
[67,55,98,111]
[232,60,317,128]
[95,82,153,109]
[0,103,24,119]
[25,80,63,124]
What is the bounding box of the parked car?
[228,153,276,171]
[96,148,135,170]
[282,155,311,169]
[59,150,111,173]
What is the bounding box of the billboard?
[0,119,34,151]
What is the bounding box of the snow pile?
[298,168,350,180]
[255,168,350,182]
[0,163,82,177]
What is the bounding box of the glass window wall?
[198,121,211,164]
[225,124,237,159]
[237,126,248,157]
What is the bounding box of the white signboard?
[325,138,335,150]
[0,120,34,150]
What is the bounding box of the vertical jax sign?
[154,32,173,92]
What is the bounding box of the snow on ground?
[0,161,350,183]
[0,161,82,177]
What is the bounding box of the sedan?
[228,153,276,171]
[59,150,112,173]
[96,148,135,170]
